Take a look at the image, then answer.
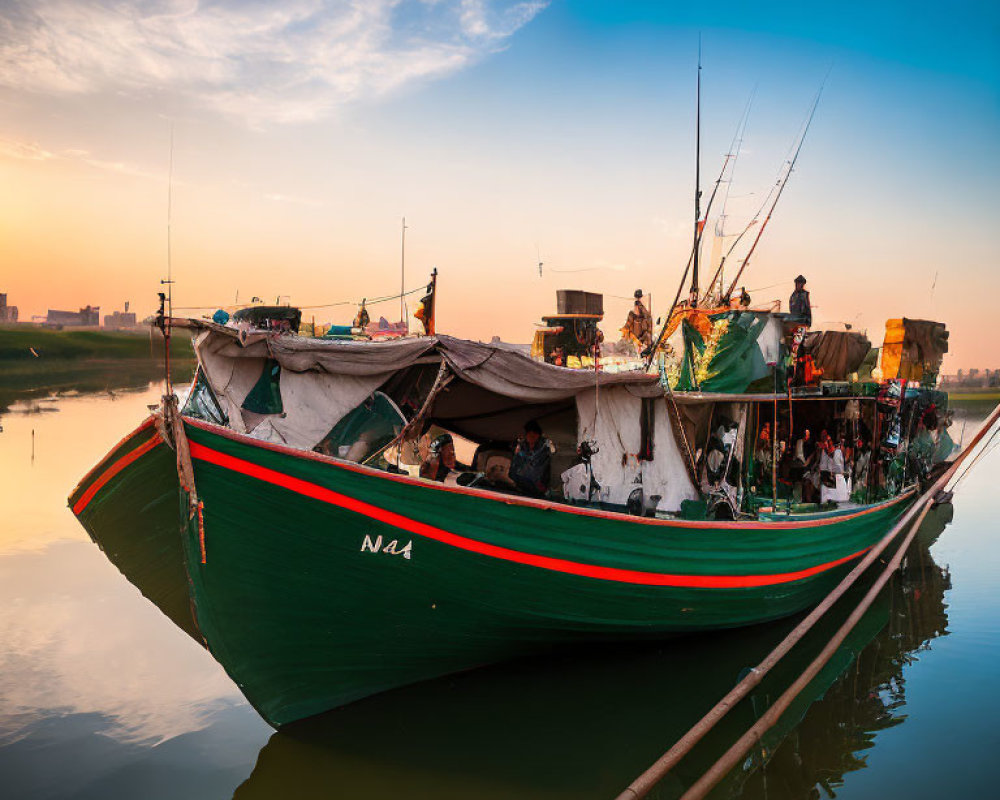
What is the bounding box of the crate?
[556,290,603,316]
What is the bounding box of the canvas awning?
[188,322,662,403]
[185,322,664,448]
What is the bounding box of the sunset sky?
[1,1,997,368]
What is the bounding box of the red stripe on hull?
[72,434,164,515]
[71,416,157,497]
[189,441,872,589]
[184,416,912,531]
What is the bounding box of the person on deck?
[788,275,812,327]
[819,434,849,504]
[623,289,653,349]
[854,437,871,493]
[799,429,822,503]
[754,422,773,487]
[420,433,456,482]
[353,300,370,330]
[510,420,552,497]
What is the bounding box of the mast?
[689,38,702,306]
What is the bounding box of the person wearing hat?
[789,275,812,327]
[420,432,457,482]
[622,289,653,349]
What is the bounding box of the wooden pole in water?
[681,495,938,800]
[614,401,1000,800]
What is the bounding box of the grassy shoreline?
[0,324,194,361]
[0,326,196,410]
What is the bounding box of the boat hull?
[69,418,202,643]
[71,416,914,727]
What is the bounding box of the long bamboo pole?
[681,496,936,800]
[615,401,1000,800]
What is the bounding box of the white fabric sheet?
[576,386,697,512]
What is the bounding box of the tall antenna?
[166,124,174,315]
[161,122,175,394]
[689,35,703,306]
[400,216,407,327]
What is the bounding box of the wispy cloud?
[0,135,167,180]
[262,191,325,207]
[0,139,57,161]
[0,0,548,125]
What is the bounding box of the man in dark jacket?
[510,420,552,497]
[789,275,812,326]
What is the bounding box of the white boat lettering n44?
[360,534,413,560]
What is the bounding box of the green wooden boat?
[69,316,952,728]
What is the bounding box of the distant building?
[0,293,18,323]
[104,311,138,328]
[46,305,100,327]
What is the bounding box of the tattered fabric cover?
[879,318,949,382]
[194,329,413,449]
[801,330,872,380]
[192,325,663,450]
[576,386,697,513]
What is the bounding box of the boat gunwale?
[68,415,158,504]
[183,416,917,531]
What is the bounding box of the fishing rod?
[699,88,756,304]
[701,178,778,305]
[714,87,755,236]
[721,74,828,304]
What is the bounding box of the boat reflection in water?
[232,503,954,800]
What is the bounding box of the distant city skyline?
[1,1,997,368]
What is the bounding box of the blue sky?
[0,1,997,366]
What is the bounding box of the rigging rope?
[170,284,426,314]
[722,71,829,302]
[948,420,1000,491]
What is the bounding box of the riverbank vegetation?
[0,325,196,410]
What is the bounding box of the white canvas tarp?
[190,324,664,451]
[575,386,697,513]
[194,330,392,448]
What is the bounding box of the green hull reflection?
[232,503,954,800]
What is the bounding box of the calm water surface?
[1,385,998,799]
